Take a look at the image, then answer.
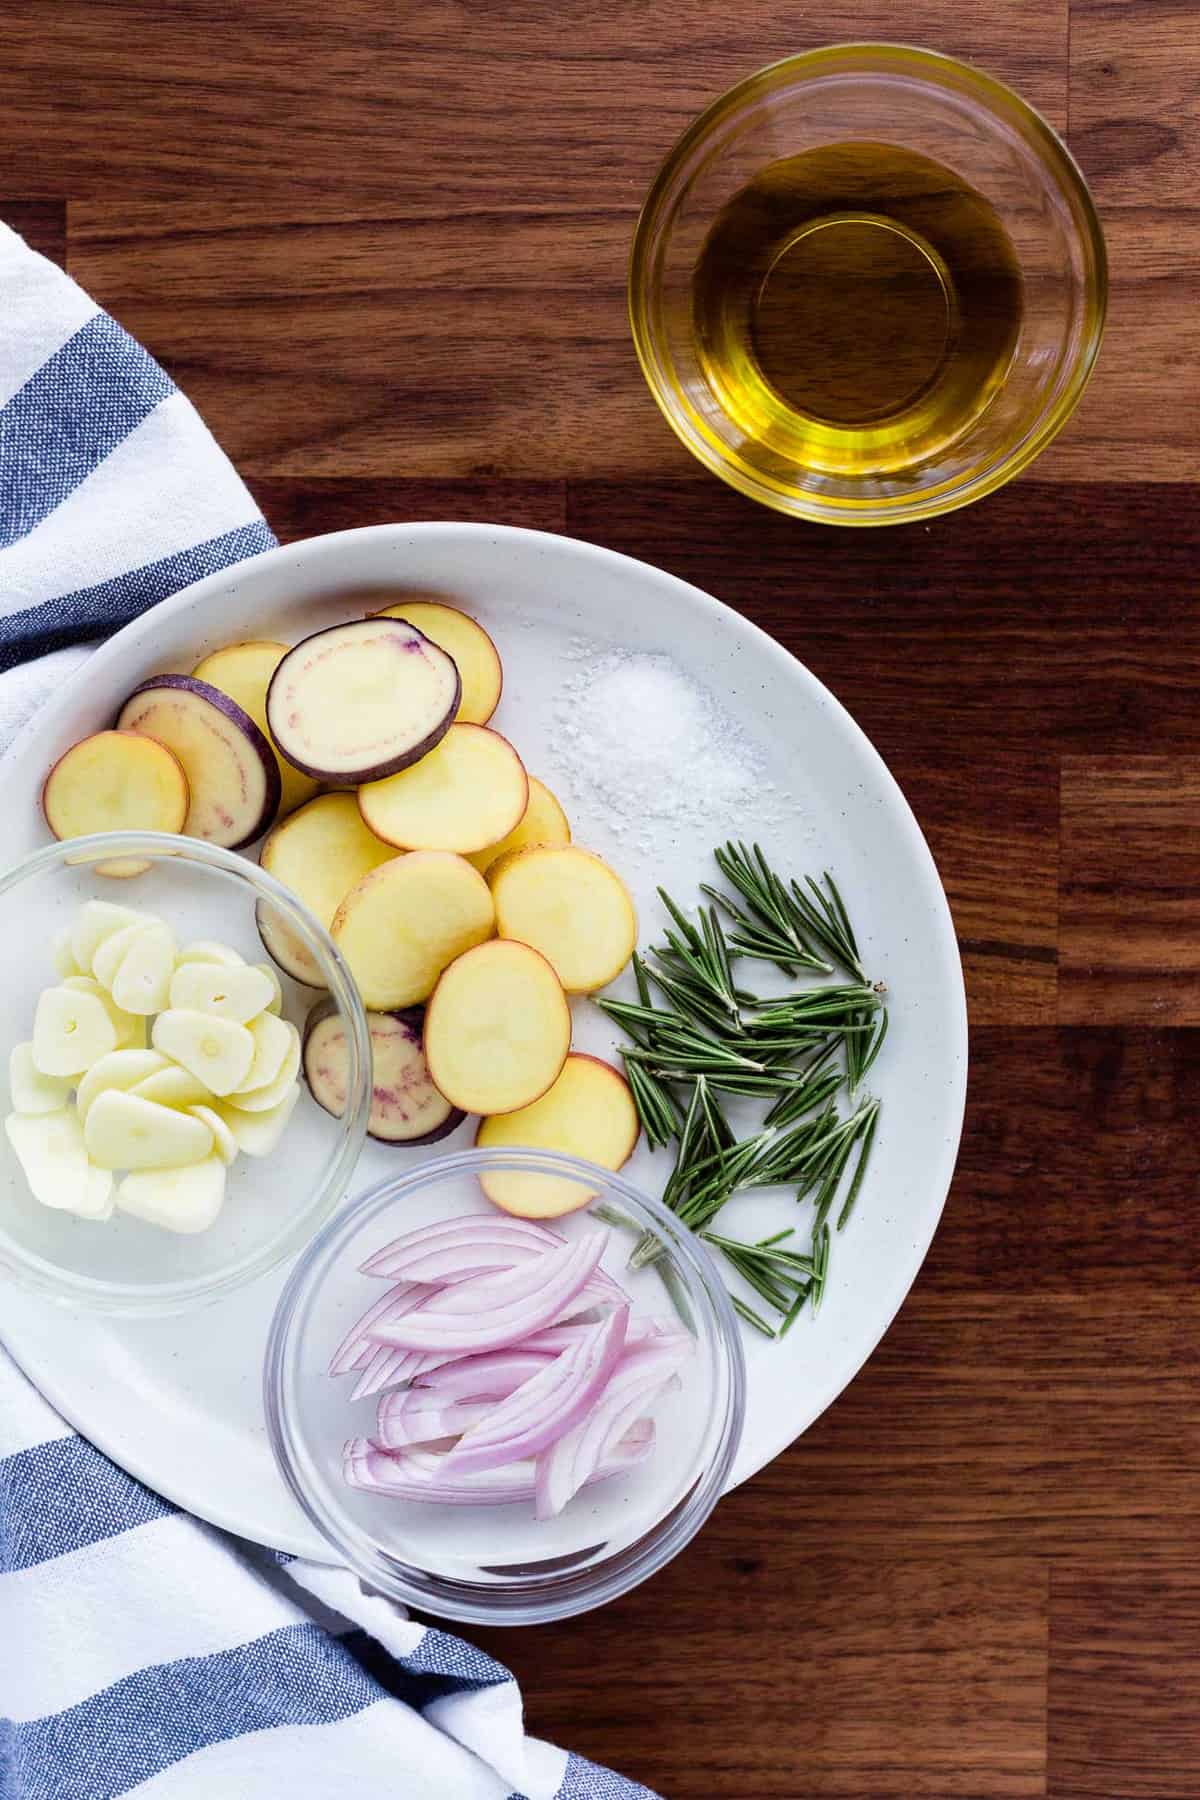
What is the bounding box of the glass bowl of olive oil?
[630,44,1107,525]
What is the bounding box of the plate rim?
[0,520,968,1551]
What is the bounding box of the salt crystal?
[546,646,789,869]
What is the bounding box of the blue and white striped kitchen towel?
[0,220,659,1800]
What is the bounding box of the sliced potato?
[42,731,188,875]
[9,1043,73,1116]
[358,724,528,855]
[373,599,503,725]
[215,1082,300,1156]
[84,1088,213,1171]
[331,851,495,1008]
[76,1049,170,1122]
[258,792,396,986]
[192,639,321,817]
[151,1009,255,1097]
[424,939,570,1115]
[116,674,280,849]
[167,961,275,1024]
[32,986,119,1076]
[477,1055,639,1216]
[489,845,636,993]
[116,1156,226,1233]
[467,776,570,875]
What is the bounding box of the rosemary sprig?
[605,843,888,1335]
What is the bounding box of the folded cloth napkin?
[0,222,659,1800]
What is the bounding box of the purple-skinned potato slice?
[116,675,281,849]
[266,618,460,786]
[303,996,465,1146]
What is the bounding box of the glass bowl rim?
[263,1144,748,1625]
[628,41,1109,526]
[0,829,372,1314]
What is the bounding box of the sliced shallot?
[359,1214,559,1278]
[375,1347,554,1449]
[344,1418,655,1505]
[441,1306,629,1476]
[534,1340,691,1521]
[328,1283,428,1377]
[361,1230,606,1355]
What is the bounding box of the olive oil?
[692,142,1024,480]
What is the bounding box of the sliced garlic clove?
[130,1065,213,1109]
[167,961,275,1024]
[61,975,143,1048]
[76,1048,170,1122]
[151,1010,255,1097]
[92,921,154,990]
[9,1042,73,1115]
[111,921,177,1015]
[84,1088,213,1171]
[252,962,284,1016]
[217,1082,300,1156]
[231,1023,301,1110]
[70,900,150,973]
[5,1108,90,1208]
[32,986,119,1077]
[78,1162,115,1220]
[177,940,246,969]
[115,1155,227,1234]
[188,1103,238,1165]
[52,927,82,979]
[236,1011,293,1093]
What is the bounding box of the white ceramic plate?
[0,524,966,1556]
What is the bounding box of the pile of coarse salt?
[547,645,789,865]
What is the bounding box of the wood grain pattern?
[1060,758,1200,1022]
[1049,1570,1200,1798]
[4,2,1200,1793]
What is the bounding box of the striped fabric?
[0,221,660,1800]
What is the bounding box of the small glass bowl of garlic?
[0,833,371,1314]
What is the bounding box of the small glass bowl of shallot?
[264,1148,746,1624]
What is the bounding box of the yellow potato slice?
[467,776,570,876]
[42,731,188,879]
[476,1054,640,1217]
[331,851,494,1008]
[259,792,397,986]
[373,600,503,725]
[424,939,570,1115]
[358,724,528,855]
[489,846,637,993]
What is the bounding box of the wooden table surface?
[4,4,1199,1795]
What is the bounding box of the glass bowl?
[264,1148,746,1625]
[0,832,370,1314]
[629,43,1107,525]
